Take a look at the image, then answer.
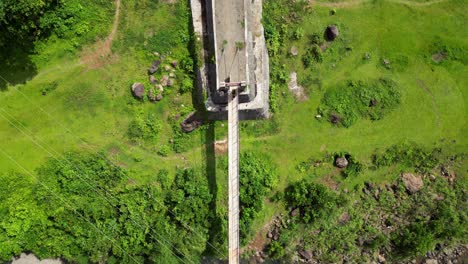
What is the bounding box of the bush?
[127,112,162,142]
[239,152,277,243]
[332,152,364,178]
[372,143,440,173]
[302,44,323,67]
[318,78,401,127]
[157,145,171,157]
[292,27,305,40]
[284,180,341,223]
[267,241,285,259]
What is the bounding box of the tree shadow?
[0,43,38,91]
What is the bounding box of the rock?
[402,173,424,194]
[180,112,203,133]
[339,212,350,224]
[429,174,436,181]
[169,72,175,78]
[167,79,175,87]
[298,249,313,261]
[156,84,164,93]
[325,25,339,41]
[425,259,438,264]
[148,60,161,74]
[149,75,157,84]
[383,59,391,67]
[153,52,160,57]
[267,231,273,239]
[148,89,157,102]
[171,60,178,67]
[374,189,380,200]
[290,46,299,56]
[335,156,348,168]
[131,83,145,100]
[156,94,163,101]
[161,75,169,86]
[290,208,299,217]
[164,65,171,71]
[378,254,386,263]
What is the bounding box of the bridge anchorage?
[190,0,270,262]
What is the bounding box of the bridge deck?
[228,88,240,263]
[214,0,247,84]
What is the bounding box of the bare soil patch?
[214,138,228,155]
[80,0,121,68]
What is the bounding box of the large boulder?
[131,83,145,100]
[148,60,161,74]
[402,173,423,194]
[335,156,348,168]
[325,25,339,41]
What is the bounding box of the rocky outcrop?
[402,173,423,194]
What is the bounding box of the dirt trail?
[80,0,121,68]
[312,0,446,8]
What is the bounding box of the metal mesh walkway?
[228,88,240,264]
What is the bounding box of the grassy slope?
[239,0,467,237]
[0,0,466,257]
[0,1,204,184]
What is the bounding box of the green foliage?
[372,142,441,173]
[40,81,58,96]
[332,152,364,178]
[263,0,308,112]
[165,168,213,257]
[302,44,323,67]
[284,180,341,223]
[157,145,171,157]
[128,112,162,142]
[166,168,212,230]
[318,78,401,127]
[392,221,436,257]
[292,27,305,40]
[239,152,277,243]
[267,241,285,259]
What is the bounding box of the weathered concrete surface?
[214,0,247,85]
[190,0,269,120]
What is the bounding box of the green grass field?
[0,0,466,262]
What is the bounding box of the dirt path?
[312,0,446,8]
[80,0,121,68]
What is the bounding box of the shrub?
[292,27,305,40]
[267,241,285,259]
[127,112,162,142]
[239,152,277,243]
[302,44,322,68]
[372,143,440,173]
[318,78,401,127]
[157,145,171,157]
[284,180,340,223]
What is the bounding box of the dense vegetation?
[0,0,466,262]
[265,144,466,262]
[318,78,401,127]
[0,152,213,263]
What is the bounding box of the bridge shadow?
[0,43,38,91]
[185,0,226,257]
